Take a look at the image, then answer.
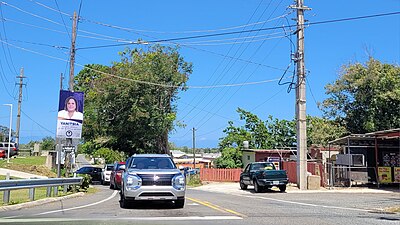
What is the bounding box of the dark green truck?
[240,162,288,192]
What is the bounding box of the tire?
[240,180,248,190]
[279,185,287,192]
[174,198,185,208]
[254,179,262,193]
[120,193,130,208]
[110,180,115,189]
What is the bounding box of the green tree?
[93,147,124,164]
[216,109,346,168]
[75,45,192,155]
[216,108,296,168]
[321,58,400,133]
[306,116,347,147]
[41,136,55,150]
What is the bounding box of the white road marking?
[0,216,242,223]
[187,203,200,206]
[35,190,119,215]
[230,193,373,212]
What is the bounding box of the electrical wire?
[26,0,292,35]
[0,39,290,89]
[21,110,55,135]
[76,11,400,50]
[54,0,70,39]
[0,3,18,75]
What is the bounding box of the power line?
[76,11,400,50]
[21,110,55,135]
[0,39,293,89]
[27,0,291,35]
[54,0,71,39]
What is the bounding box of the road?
[0,183,398,225]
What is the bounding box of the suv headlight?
[126,174,142,190]
[172,174,185,190]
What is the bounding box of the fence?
[200,168,242,182]
[199,162,325,186]
[0,177,82,204]
[281,161,325,187]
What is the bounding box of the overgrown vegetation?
[186,174,202,187]
[75,45,192,156]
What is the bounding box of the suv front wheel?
[174,198,185,208]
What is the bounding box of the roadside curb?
[0,192,85,212]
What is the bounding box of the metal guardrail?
[0,177,82,204]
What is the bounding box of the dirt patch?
[2,164,57,178]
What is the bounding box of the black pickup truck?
[240,162,288,192]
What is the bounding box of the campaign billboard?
[56,90,84,139]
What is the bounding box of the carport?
[327,128,400,187]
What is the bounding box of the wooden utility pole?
[69,11,77,92]
[292,0,310,190]
[15,67,26,145]
[65,11,78,177]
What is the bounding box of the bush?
[75,174,91,191]
[186,174,202,187]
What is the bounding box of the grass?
[0,156,56,177]
[0,187,72,206]
[0,156,96,206]
[386,206,400,213]
[0,156,46,166]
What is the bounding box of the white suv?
[120,154,186,208]
[101,164,114,185]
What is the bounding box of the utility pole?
[60,73,64,90]
[291,0,310,190]
[15,67,26,146]
[192,127,196,169]
[69,11,77,92]
[65,11,78,177]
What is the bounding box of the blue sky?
[0,0,399,148]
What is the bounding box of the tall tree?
[75,45,192,155]
[321,58,400,133]
[216,109,347,168]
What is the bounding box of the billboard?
[56,90,84,139]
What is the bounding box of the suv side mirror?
[119,165,126,171]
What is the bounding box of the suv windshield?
[129,157,176,170]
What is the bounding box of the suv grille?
[138,174,175,186]
[139,192,174,197]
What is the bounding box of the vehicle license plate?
[273,181,279,185]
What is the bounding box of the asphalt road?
[0,183,399,225]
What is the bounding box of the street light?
[3,104,12,163]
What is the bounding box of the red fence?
[200,168,242,182]
[281,161,325,187]
[199,162,325,186]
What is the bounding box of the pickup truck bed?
[240,162,288,192]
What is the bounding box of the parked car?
[109,162,126,190]
[120,154,186,208]
[0,142,19,158]
[74,166,102,183]
[101,164,114,185]
[240,162,288,193]
[0,150,5,158]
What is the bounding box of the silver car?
[120,154,186,208]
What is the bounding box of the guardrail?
[0,177,82,204]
